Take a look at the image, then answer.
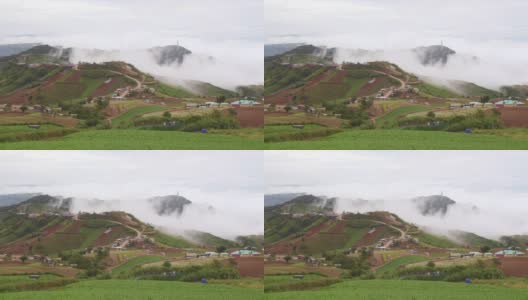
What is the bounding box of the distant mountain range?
[0,193,41,207]
[0,43,41,57]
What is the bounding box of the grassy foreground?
[265,129,528,150]
[264,280,528,300]
[0,129,263,150]
[0,280,264,300]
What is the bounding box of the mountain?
[0,193,41,207]
[264,43,306,57]
[185,230,239,248]
[148,195,192,216]
[264,193,305,207]
[12,194,72,215]
[413,45,456,66]
[149,45,192,66]
[412,195,456,216]
[0,43,42,57]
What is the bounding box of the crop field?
[0,274,60,286]
[264,280,528,299]
[376,105,432,128]
[265,263,342,278]
[0,124,77,143]
[0,129,263,149]
[264,129,528,150]
[375,255,430,274]
[111,105,166,128]
[111,255,165,276]
[0,280,264,300]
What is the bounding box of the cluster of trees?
[126,259,240,282]
[58,247,110,278]
[58,97,110,128]
[322,97,374,129]
[135,110,240,132]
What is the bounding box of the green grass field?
[0,274,60,287]
[0,279,263,300]
[376,256,430,274]
[264,274,325,286]
[112,105,166,128]
[264,280,528,299]
[265,129,528,150]
[376,106,432,128]
[111,256,166,276]
[0,129,263,149]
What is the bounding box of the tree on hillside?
[20,255,28,263]
[480,245,491,254]
[480,95,490,103]
[163,111,172,119]
[20,105,28,113]
[163,261,171,269]
[426,111,436,119]
[285,105,292,113]
[216,246,227,253]
[284,255,292,264]
[216,95,226,103]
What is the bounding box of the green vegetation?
[112,256,165,276]
[417,82,460,98]
[264,129,528,150]
[152,232,194,248]
[376,106,432,128]
[0,129,263,149]
[0,124,77,143]
[376,256,429,274]
[0,280,261,300]
[153,82,196,98]
[0,63,60,95]
[264,124,341,143]
[265,280,527,299]
[417,232,460,248]
[111,105,166,128]
[265,274,340,293]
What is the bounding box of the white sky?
[265,151,528,237]
[265,0,528,54]
[0,151,263,237]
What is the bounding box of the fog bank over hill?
[0,151,263,239]
[265,151,528,238]
[266,0,528,88]
[0,0,263,88]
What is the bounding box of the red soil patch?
[236,106,263,128]
[499,257,528,277]
[236,256,263,278]
[41,223,64,237]
[327,221,346,234]
[62,220,81,234]
[0,68,69,105]
[64,70,81,83]
[356,227,384,247]
[357,77,389,97]
[265,68,333,105]
[304,221,330,239]
[498,107,528,127]
[326,70,347,84]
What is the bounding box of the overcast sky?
[266,0,528,60]
[0,151,263,237]
[265,151,528,237]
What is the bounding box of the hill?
[0,43,41,57]
[0,194,244,255]
[265,43,306,57]
[412,195,456,216]
[264,196,503,255]
[0,193,40,207]
[264,193,305,207]
[148,195,192,216]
